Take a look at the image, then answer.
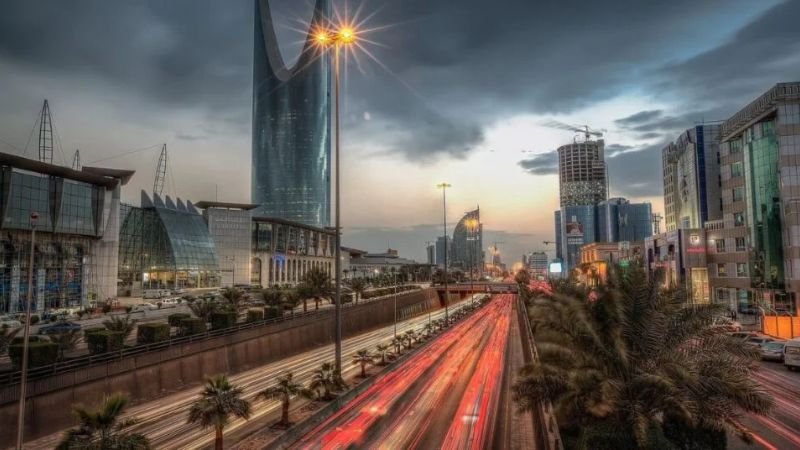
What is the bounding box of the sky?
[0,0,799,263]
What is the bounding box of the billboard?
[549,262,563,273]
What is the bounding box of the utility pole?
[16,212,38,450]
[438,183,451,325]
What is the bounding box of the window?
[736,263,747,277]
[717,263,727,277]
[734,213,745,227]
[735,237,746,252]
[731,162,743,178]
[732,187,744,202]
[715,239,725,253]
[716,288,730,301]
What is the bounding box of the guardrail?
[0,286,425,386]
[517,298,563,450]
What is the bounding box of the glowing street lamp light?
[314,23,358,379]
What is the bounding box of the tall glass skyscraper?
[252,0,331,226]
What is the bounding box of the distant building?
[197,201,256,287]
[435,236,451,268]
[451,208,483,274]
[527,251,549,280]
[558,139,607,207]
[346,248,428,281]
[578,241,644,285]
[662,125,722,231]
[425,242,436,265]
[645,230,710,304]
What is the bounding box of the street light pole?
[438,183,451,325]
[393,270,397,339]
[333,41,343,379]
[16,212,38,450]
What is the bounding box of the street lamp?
[16,211,38,449]
[437,182,451,325]
[465,218,479,306]
[315,24,359,379]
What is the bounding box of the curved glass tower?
[252,0,330,226]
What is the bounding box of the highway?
[290,294,514,449]
[23,296,475,450]
[731,360,800,450]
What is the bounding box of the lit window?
[735,237,746,252]
[736,263,747,277]
[715,239,725,253]
[717,263,727,277]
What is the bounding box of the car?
[171,288,188,295]
[38,321,82,335]
[744,336,776,348]
[760,341,786,362]
[130,303,155,313]
[159,298,179,308]
[0,317,23,329]
[712,316,742,332]
[729,332,758,340]
[784,339,800,371]
[738,304,760,315]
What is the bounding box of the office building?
[527,251,548,280]
[435,236,451,268]
[0,153,131,313]
[451,208,483,274]
[662,125,722,231]
[597,198,653,242]
[196,202,256,287]
[579,241,645,286]
[425,242,436,265]
[252,0,331,226]
[645,230,710,304]
[557,139,607,207]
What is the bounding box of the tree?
[514,269,531,286]
[423,322,435,338]
[282,288,301,313]
[300,267,331,310]
[187,375,251,450]
[0,324,20,356]
[403,330,416,348]
[220,287,245,310]
[350,278,366,304]
[308,362,345,401]
[49,329,82,360]
[262,287,284,308]
[391,336,404,354]
[103,315,137,340]
[57,393,151,449]
[512,266,773,449]
[258,372,312,426]
[189,298,218,322]
[375,343,390,365]
[351,349,374,378]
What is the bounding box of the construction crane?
[71,149,81,170]
[153,144,167,196]
[651,213,663,235]
[542,240,555,246]
[38,99,54,164]
[541,119,604,142]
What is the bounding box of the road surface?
[23,296,477,449]
[290,294,515,449]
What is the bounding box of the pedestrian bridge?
[434,281,518,294]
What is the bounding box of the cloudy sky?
[0,0,799,263]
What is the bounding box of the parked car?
[744,336,776,348]
[760,341,786,362]
[0,316,23,329]
[729,332,758,340]
[712,316,742,332]
[784,339,800,371]
[38,321,82,335]
[143,289,170,299]
[160,298,179,308]
[738,304,760,315]
[130,303,155,313]
[171,288,188,295]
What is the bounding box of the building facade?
[435,236,451,268]
[197,202,256,287]
[663,124,722,231]
[252,0,331,226]
[597,198,653,242]
[425,242,436,265]
[527,251,548,280]
[645,230,710,304]
[557,139,607,207]
[0,153,132,313]
[450,208,483,274]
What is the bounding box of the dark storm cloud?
[614,110,663,127]
[518,151,557,176]
[606,141,668,198]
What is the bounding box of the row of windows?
[716,262,748,277]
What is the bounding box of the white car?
[160,298,180,308]
[712,316,742,332]
[0,317,23,329]
[130,303,156,313]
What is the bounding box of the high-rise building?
[662,125,722,231]
[557,139,607,207]
[435,236,451,268]
[597,198,653,242]
[527,251,549,280]
[451,208,483,273]
[252,0,331,227]
[426,242,436,265]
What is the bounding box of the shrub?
[125,306,133,314]
[179,318,207,336]
[9,338,59,368]
[29,315,40,325]
[265,306,282,320]
[101,303,112,314]
[168,313,191,327]
[210,311,237,330]
[83,327,105,338]
[136,323,171,344]
[86,330,125,354]
[247,308,265,323]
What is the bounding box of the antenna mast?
[153,144,167,196]
[72,149,81,170]
[38,99,54,164]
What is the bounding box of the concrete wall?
[1,288,441,443]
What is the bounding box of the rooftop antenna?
[153,143,167,196]
[71,149,81,170]
[38,99,54,164]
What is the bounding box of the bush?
[136,323,171,344]
[210,311,237,330]
[265,306,282,320]
[101,303,112,314]
[125,306,133,314]
[179,318,207,336]
[168,313,191,327]
[29,315,40,325]
[86,330,125,354]
[361,285,420,300]
[83,327,105,338]
[9,338,58,369]
[246,308,264,323]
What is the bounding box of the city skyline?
[0,1,799,261]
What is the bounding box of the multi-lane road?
[290,294,515,449]
[24,296,477,449]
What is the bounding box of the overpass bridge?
[434,281,519,294]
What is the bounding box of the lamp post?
[315,25,356,379]
[16,212,38,449]
[466,218,478,307]
[437,183,451,324]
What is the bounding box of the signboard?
[549,262,563,273]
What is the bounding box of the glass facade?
[118,192,219,291]
[252,0,331,227]
[250,217,334,286]
[451,208,482,272]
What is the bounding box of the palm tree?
[258,372,312,426]
[187,375,251,450]
[375,343,390,365]
[0,324,20,356]
[221,287,245,310]
[262,287,284,308]
[49,329,82,360]
[351,349,374,378]
[423,322,435,338]
[57,393,150,449]
[282,288,301,314]
[308,362,345,401]
[300,267,331,310]
[512,266,772,449]
[391,336,404,354]
[188,298,218,322]
[103,315,137,339]
[350,278,366,304]
[514,269,530,286]
[403,330,416,348]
